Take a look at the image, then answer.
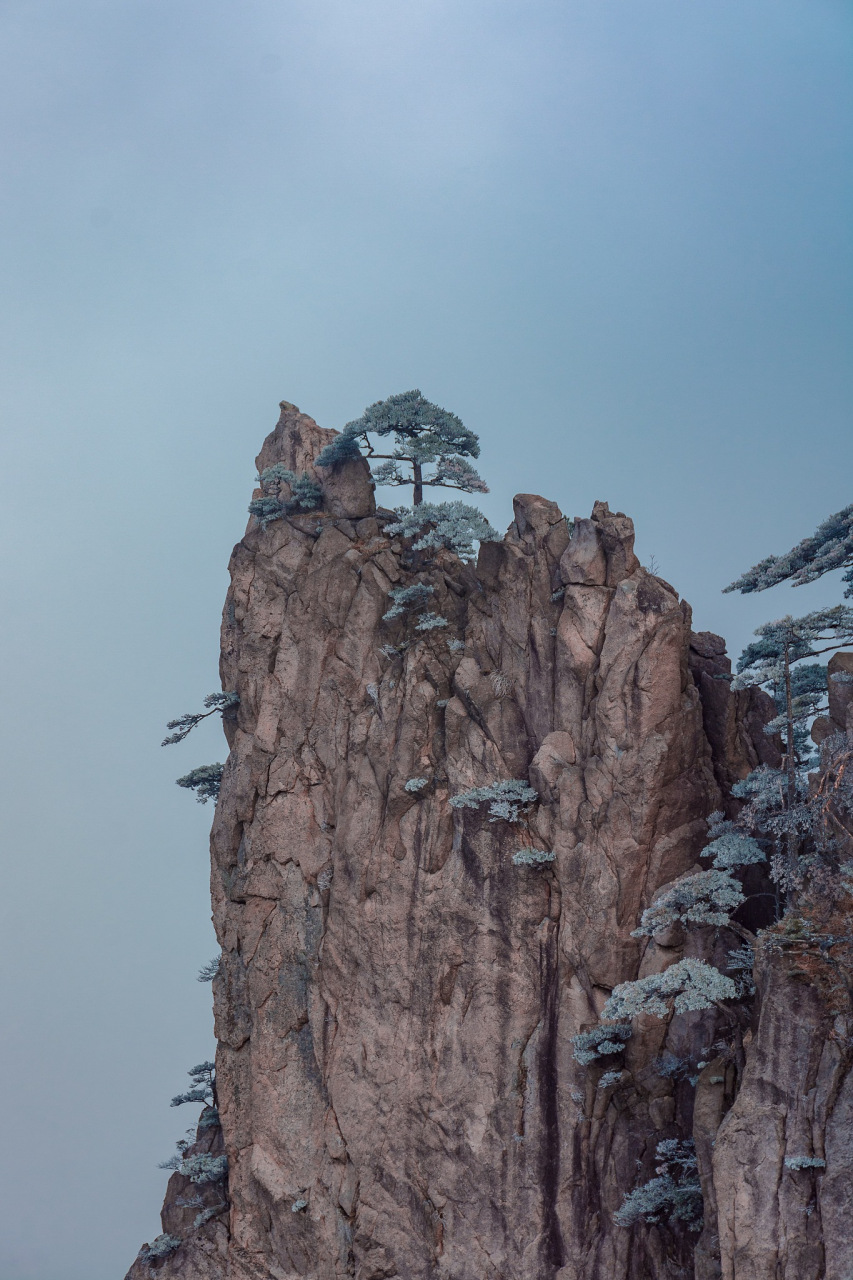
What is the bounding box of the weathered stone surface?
[704,645,853,1280]
[687,632,780,803]
[827,651,853,733]
[256,401,376,521]
[711,931,853,1280]
[127,406,793,1280]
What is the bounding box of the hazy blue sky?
[0,2,850,1276]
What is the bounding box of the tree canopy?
[314,389,488,506]
[724,503,853,598]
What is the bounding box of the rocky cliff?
[128,403,849,1280]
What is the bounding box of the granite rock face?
[129,404,797,1280]
[707,647,853,1280]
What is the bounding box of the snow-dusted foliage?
[140,1234,181,1260]
[176,763,223,804]
[724,503,853,599]
[162,691,239,746]
[785,1156,826,1171]
[198,955,221,983]
[726,944,756,995]
[450,779,538,823]
[730,765,819,891]
[733,611,852,691]
[615,1139,703,1230]
[700,812,766,870]
[602,958,738,1021]
[415,612,449,631]
[597,1071,623,1090]
[404,777,429,793]
[385,501,499,561]
[180,1153,228,1185]
[249,465,322,527]
[314,389,488,505]
[571,1023,633,1065]
[382,582,434,621]
[732,610,852,768]
[171,1061,216,1110]
[631,869,745,937]
[512,848,556,867]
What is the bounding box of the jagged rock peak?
[127,403,779,1280]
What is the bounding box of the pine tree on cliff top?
[314,389,488,507]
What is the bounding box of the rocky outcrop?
[706,649,853,1280]
[709,923,853,1280]
[128,403,784,1280]
[126,1118,229,1280]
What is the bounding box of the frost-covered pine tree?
[162,692,239,746]
[248,464,323,528]
[573,810,764,1084]
[315,390,498,561]
[730,608,853,886]
[170,1060,217,1112]
[725,507,853,894]
[314,389,488,506]
[724,502,853,599]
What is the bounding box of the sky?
[0,1,850,1276]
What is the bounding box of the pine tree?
[314,390,488,507]
[727,599,853,887]
[383,501,498,561]
[248,465,323,528]
[162,692,239,746]
[724,503,853,598]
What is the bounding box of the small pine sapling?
[512,848,556,867]
[162,692,239,746]
[248,464,323,528]
[571,1023,632,1065]
[171,1061,217,1111]
[198,955,221,982]
[180,1153,228,1184]
[597,1070,623,1090]
[382,583,434,621]
[140,1234,181,1260]
[450,779,538,823]
[176,764,223,804]
[614,1139,703,1230]
[415,612,449,631]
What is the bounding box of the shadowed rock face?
[706,650,853,1280]
[127,404,784,1280]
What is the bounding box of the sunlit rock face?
[127,403,790,1280]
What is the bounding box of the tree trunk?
[784,638,798,884]
[413,460,423,506]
